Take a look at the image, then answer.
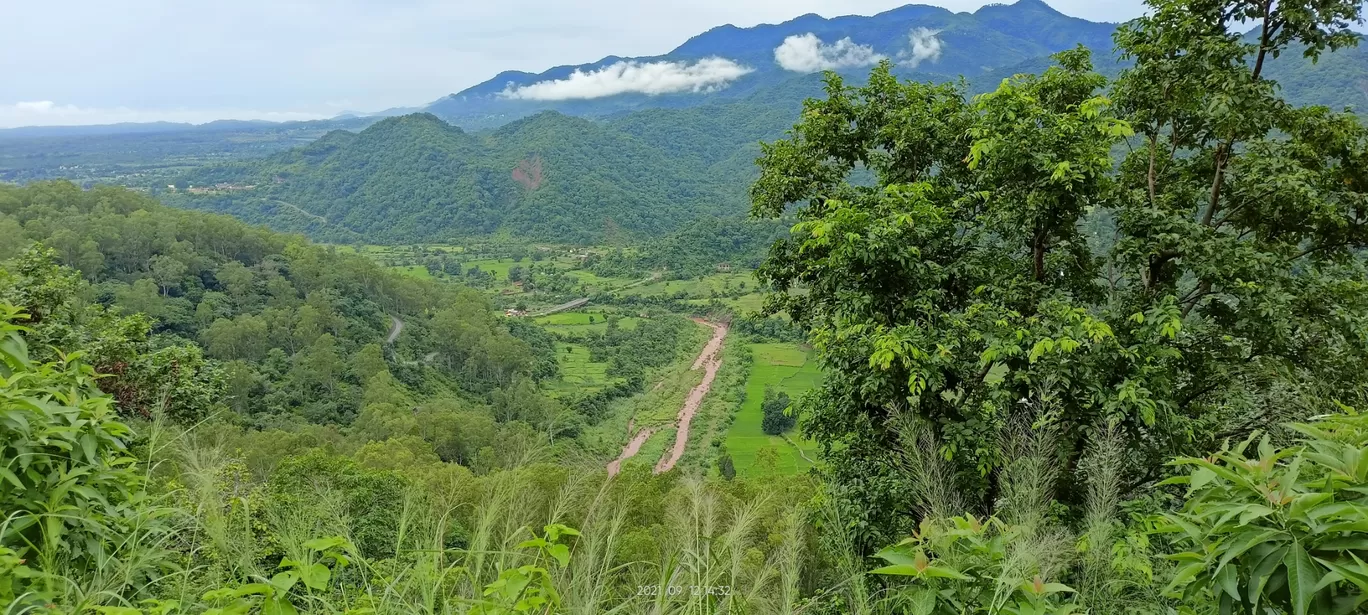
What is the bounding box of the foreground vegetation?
[6,0,1368,612]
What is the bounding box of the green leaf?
[1039,582,1077,595]
[1164,561,1206,596]
[230,583,274,598]
[1316,537,1368,552]
[0,467,22,490]
[1315,556,1368,594]
[1218,529,1283,572]
[262,596,300,615]
[873,546,919,567]
[870,563,925,577]
[1248,544,1289,608]
[547,543,570,568]
[1287,540,1322,615]
[983,362,1009,385]
[79,432,96,463]
[920,565,972,580]
[909,589,937,615]
[1215,563,1240,601]
[302,562,331,590]
[1189,467,1217,491]
[269,570,299,593]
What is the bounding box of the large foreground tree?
[753,0,1368,549]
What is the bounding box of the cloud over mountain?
[499,58,752,101]
[902,28,944,68]
[773,33,884,73]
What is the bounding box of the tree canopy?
[752,0,1368,549]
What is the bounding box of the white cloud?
[902,28,944,68]
[499,57,753,100]
[3,1,1153,120]
[0,100,329,128]
[15,100,64,113]
[774,33,885,72]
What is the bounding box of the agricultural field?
[389,264,434,279]
[615,272,755,298]
[684,293,766,315]
[724,342,822,476]
[342,242,821,476]
[533,311,642,335]
[562,268,642,290]
[542,342,615,397]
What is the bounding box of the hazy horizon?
[2,0,1150,129]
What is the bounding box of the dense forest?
[167,112,753,244]
[6,0,1368,613]
[0,182,674,456]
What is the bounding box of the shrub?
[761,387,795,435]
[0,303,163,605]
[1160,408,1368,614]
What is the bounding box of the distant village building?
[715,262,732,272]
[504,308,528,317]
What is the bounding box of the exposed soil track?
[654,319,728,473]
[605,319,729,476]
[607,427,657,477]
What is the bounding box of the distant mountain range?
[7,0,1362,143]
[9,0,1368,246]
[420,0,1367,127]
[424,0,1120,127]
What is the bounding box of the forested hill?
[0,181,560,442]
[168,34,1368,247]
[170,111,757,243]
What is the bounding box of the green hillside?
[171,112,747,244]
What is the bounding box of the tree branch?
[1202,143,1230,227]
[1147,133,1159,206]
[1291,240,1354,261]
[1180,280,1212,318]
[1250,1,1275,82]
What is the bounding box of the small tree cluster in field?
[761,387,796,435]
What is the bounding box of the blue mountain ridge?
[424,0,1119,125]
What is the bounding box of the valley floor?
[352,242,822,478]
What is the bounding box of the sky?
[0,0,1150,128]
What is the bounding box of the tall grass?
[26,386,1168,615]
[881,398,1163,614]
[96,424,823,615]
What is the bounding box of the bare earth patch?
[605,318,728,476]
[654,319,728,473]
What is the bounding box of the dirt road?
[607,426,657,477]
[654,319,728,473]
[385,316,403,344]
[604,319,729,477]
[273,200,328,224]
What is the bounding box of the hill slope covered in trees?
[170,112,755,243]
[0,182,581,457]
